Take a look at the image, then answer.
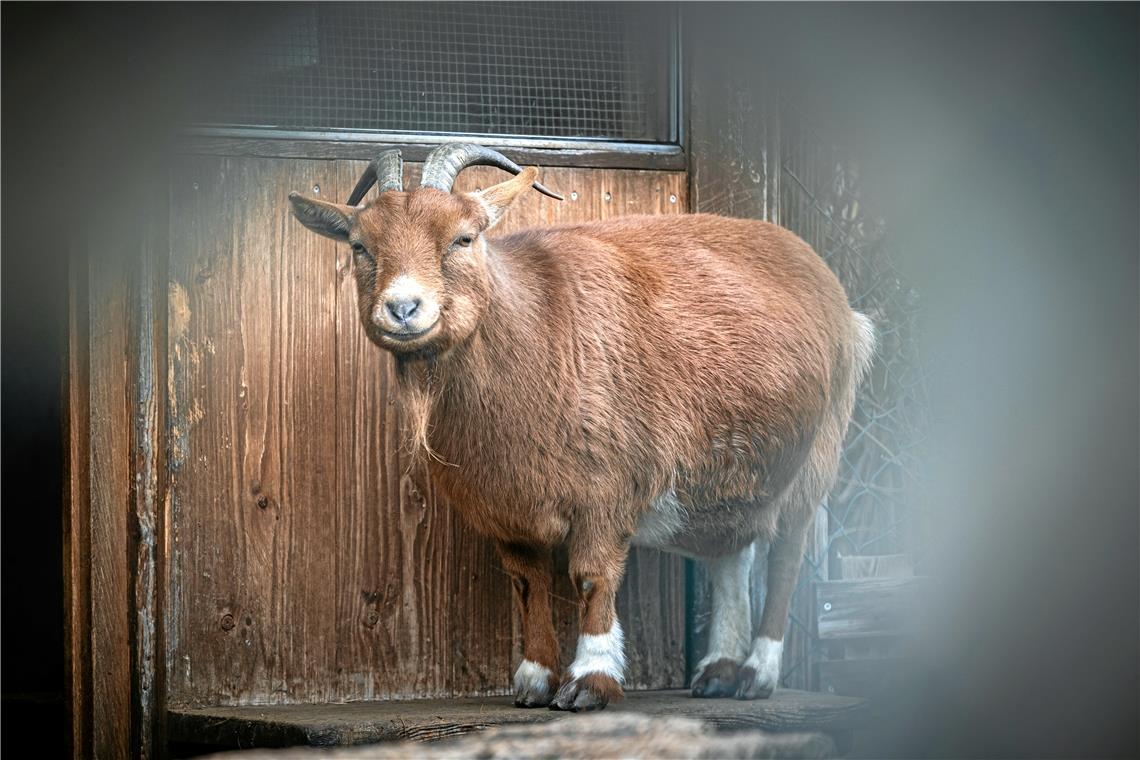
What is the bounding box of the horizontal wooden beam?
[174,129,687,171]
[835,553,915,580]
[814,577,929,641]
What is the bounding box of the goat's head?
[288,143,560,357]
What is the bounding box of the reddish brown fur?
[290,173,873,708]
[498,542,559,678]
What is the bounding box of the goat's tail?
[851,311,877,385]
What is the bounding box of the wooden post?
[65,179,168,759]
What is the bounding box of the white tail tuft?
[852,311,877,383]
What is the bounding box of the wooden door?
[164,156,690,706]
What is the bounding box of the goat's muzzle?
[370,275,441,344]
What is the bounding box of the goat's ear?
[472,167,539,231]
[288,192,354,242]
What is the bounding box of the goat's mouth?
[378,320,440,344]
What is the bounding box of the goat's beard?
[394,356,444,466]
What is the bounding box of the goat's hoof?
[514,692,554,708]
[512,661,557,708]
[513,679,557,708]
[691,657,741,698]
[734,665,776,700]
[549,673,624,712]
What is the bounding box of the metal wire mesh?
[777,101,931,690]
[203,2,675,141]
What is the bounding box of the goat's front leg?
[550,525,628,711]
[498,541,560,707]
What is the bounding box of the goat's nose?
[386,298,421,323]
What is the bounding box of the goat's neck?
[454,244,554,396]
[396,244,559,458]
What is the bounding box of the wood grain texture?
[168,688,866,750]
[167,156,340,706]
[835,554,914,581]
[65,257,93,760]
[167,159,689,706]
[175,135,686,171]
[131,194,169,760]
[68,207,172,758]
[814,578,928,642]
[89,249,135,758]
[199,716,839,760]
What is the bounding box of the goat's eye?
[351,242,369,258]
[454,234,474,248]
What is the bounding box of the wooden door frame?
[65,182,170,760]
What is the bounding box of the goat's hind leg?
[498,541,560,707]
[691,543,755,698]
[736,509,811,699]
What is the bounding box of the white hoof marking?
[742,636,783,693]
[568,619,626,683]
[513,659,553,699]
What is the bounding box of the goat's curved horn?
[419,143,563,200]
[346,149,404,206]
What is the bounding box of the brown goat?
[289,144,875,711]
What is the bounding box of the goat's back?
[494,215,852,494]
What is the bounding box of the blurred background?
[3,3,1136,757]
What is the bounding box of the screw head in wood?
[823,602,832,611]
[220,613,236,631]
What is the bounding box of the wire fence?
[201,2,675,142]
[777,101,931,689]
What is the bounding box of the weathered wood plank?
[175,134,686,171]
[814,578,928,641]
[88,245,134,759]
[65,255,94,760]
[203,714,839,759]
[330,160,403,700]
[167,156,342,705]
[835,553,914,580]
[68,194,172,758]
[168,689,866,750]
[130,199,168,759]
